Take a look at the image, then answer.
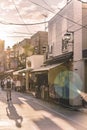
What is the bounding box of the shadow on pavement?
[33,116,63,130]
[6,102,23,128]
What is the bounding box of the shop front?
[32,59,82,107]
[32,63,69,103]
[13,55,44,92]
[4,69,14,78]
[13,68,32,92]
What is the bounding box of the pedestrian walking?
[6,76,12,102]
[1,79,4,90]
[15,78,21,92]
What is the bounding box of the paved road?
[0,89,87,130]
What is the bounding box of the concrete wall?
[48,0,83,59]
[31,31,48,55]
[85,61,87,92]
[48,0,86,106]
[26,55,44,69]
[82,3,87,49]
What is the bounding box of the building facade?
[13,32,48,91]
[13,39,32,69]
[31,31,48,55]
[0,40,5,74]
[47,0,87,106]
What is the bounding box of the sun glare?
[0,32,7,41]
[0,31,15,48]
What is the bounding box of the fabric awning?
[5,69,14,74]
[13,68,32,75]
[32,63,62,73]
[44,52,73,64]
[18,68,32,73]
[13,70,19,75]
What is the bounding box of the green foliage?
[23,44,34,57]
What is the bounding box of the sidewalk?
[78,106,87,113]
[26,90,87,114]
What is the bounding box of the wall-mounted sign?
[62,39,68,53]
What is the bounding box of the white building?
[46,0,87,106]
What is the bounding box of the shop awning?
[13,68,32,75]
[32,63,62,73]
[44,52,73,64]
[4,69,14,74]
[13,70,19,75]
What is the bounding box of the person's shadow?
[6,102,23,128]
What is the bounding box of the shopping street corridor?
[0,89,87,130]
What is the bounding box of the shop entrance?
[35,73,48,99]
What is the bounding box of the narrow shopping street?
[0,89,87,130]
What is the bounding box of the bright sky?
[0,0,68,48]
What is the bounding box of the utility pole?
[42,14,48,31]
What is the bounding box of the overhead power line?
[0,0,87,35]
[58,13,87,29]
[0,0,86,33]
[56,0,87,31]
[41,0,55,12]
[7,35,32,37]
[0,20,48,25]
[78,0,87,3]
[48,0,87,39]
[12,31,33,35]
[28,0,55,13]
[12,0,31,33]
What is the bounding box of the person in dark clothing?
[1,80,4,90]
[6,76,12,102]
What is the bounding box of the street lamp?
[63,31,74,43]
[62,31,74,53]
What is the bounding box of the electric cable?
[7,35,32,37]
[0,0,84,31]
[0,20,48,25]
[12,31,33,35]
[28,0,55,13]
[0,0,87,38]
[12,0,31,33]
[41,0,55,12]
[0,0,81,30]
[48,0,87,39]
